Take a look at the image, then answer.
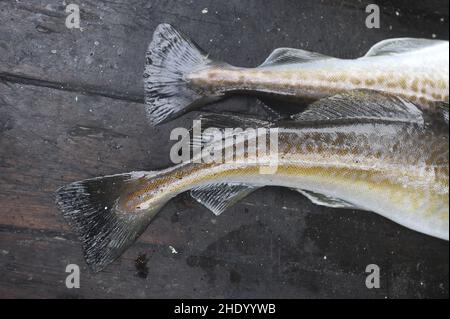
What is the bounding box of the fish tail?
[144,23,221,125]
[55,172,164,271]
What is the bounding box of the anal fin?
[191,183,260,215]
[295,189,359,210]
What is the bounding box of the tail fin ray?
[55,172,161,272]
[144,23,213,125]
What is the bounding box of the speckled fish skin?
[127,91,449,240]
[55,91,449,271]
[143,24,449,125]
[188,40,449,105]
[191,42,449,106]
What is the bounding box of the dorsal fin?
[193,113,272,131]
[364,38,447,57]
[191,183,260,215]
[441,107,449,125]
[291,90,424,124]
[182,113,273,149]
[429,102,449,125]
[259,47,331,67]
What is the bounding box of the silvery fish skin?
[56,91,449,271]
[143,23,449,125]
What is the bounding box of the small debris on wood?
[134,253,149,279]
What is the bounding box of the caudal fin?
[144,23,216,125]
[55,172,162,271]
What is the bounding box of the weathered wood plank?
[0,82,448,298]
[1,213,448,298]
[1,0,449,299]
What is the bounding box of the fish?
[143,23,449,125]
[55,90,449,271]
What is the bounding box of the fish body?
[144,24,449,125]
[56,91,449,271]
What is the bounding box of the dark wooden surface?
[0,0,448,298]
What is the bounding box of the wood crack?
[0,72,145,104]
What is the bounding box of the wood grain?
[0,0,448,298]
